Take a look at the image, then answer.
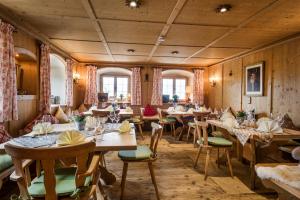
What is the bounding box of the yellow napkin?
[56,130,86,146]
[32,122,54,135]
[119,120,131,133]
[125,107,133,112]
[187,108,194,113]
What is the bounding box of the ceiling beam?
[182,0,284,63]
[146,0,187,62]
[0,4,72,60]
[80,0,114,61]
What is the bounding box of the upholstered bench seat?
[118,145,152,161]
[0,154,13,173]
[197,137,232,147]
[28,167,91,198]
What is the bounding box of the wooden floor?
[0,133,277,200]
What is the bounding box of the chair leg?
[217,148,220,168]
[225,149,234,177]
[194,146,202,168]
[172,124,176,137]
[204,149,210,180]
[186,126,191,141]
[160,124,165,140]
[148,162,160,200]
[137,124,144,140]
[193,129,197,147]
[120,162,129,200]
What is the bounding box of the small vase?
[75,121,86,131]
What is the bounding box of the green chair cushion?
[0,154,13,172]
[160,118,176,123]
[188,122,196,128]
[197,137,233,147]
[28,167,91,198]
[118,145,152,161]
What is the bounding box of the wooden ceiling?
[1,0,300,66]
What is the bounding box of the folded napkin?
[119,120,131,133]
[223,118,239,129]
[256,120,283,133]
[256,117,272,126]
[56,130,86,146]
[187,108,194,113]
[167,107,175,112]
[175,105,185,112]
[32,122,54,135]
[85,116,97,129]
[220,111,235,121]
[125,107,133,112]
[105,105,114,112]
[199,106,207,112]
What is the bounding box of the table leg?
[250,138,257,190]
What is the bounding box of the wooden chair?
[92,110,110,118]
[127,116,145,140]
[187,111,210,147]
[140,108,159,121]
[118,122,163,200]
[0,153,14,190]
[157,108,176,137]
[4,142,100,200]
[193,119,233,180]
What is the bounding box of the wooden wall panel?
[272,39,300,126]
[241,49,273,116]
[207,37,300,127]
[13,31,37,55]
[223,59,242,112]
[19,61,38,95]
[208,64,223,109]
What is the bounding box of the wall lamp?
[73,72,81,84]
[209,77,217,87]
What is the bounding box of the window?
[50,54,66,104]
[101,76,129,98]
[163,78,187,100]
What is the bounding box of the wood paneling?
[272,39,300,126]
[208,37,300,126]
[223,59,242,112]
[13,31,37,56]
[208,64,223,109]
[109,43,152,56]
[9,96,37,137]
[51,40,106,54]
[70,53,112,62]
[18,61,38,95]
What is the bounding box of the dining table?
[83,108,133,117]
[206,119,300,189]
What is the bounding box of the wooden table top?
[0,123,137,154]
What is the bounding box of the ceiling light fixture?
[171,51,179,55]
[126,0,141,8]
[216,4,232,13]
[127,49,135,53]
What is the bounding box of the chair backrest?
[92,110,110,117]
[149,122,163,156]
[5,142,96,200]
[193,111,210,121]
[194,118,209,146]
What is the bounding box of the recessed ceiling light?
[127,49,135,53]
[216,4,232,13]
[126,0,141,8]
[171,51,179,55]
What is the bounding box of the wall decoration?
[245,62,264,96]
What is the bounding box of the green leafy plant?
[173,94,179,103]
[73,113,86,122]
[236,111,246,118]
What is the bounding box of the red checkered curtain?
[65,59,74,107]
[39,44,51,112]
[193,69,204,104]
[84,65,98,105]
[151,68,163,106]
[131,67,141,105]
[0,21,18,123]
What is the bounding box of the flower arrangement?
[172,94,179,103]
[73,113,86,122]
[236,111,246,118]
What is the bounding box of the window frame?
[100,73,131,98]
[162,75,188,100]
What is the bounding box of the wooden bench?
[256,163,300,200]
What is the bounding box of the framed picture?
[245,62,264,96]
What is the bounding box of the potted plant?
[73,113,86,131]
[236,110,247,124]
[172,94,179,103]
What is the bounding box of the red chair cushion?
[143,105,157,116]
